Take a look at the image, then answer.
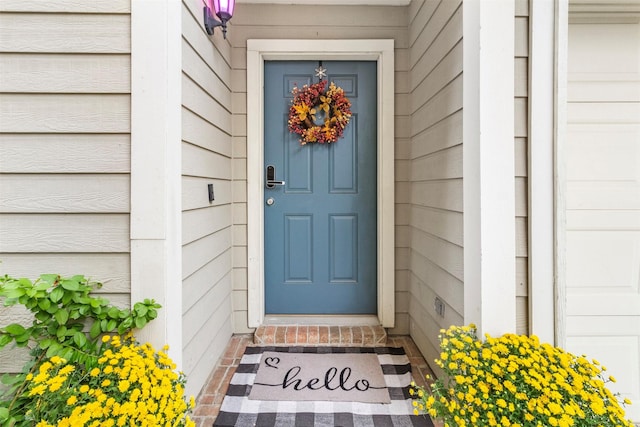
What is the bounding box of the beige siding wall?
[229,3,411,334]
[515,0,529,335]
[407,0,463,366]
[181,0,234,396]
[0,1,131,374]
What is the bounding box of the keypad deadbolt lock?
[265,165,285,188]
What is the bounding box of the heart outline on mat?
[264,357,280,368]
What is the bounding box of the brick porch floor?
[191,334,440,427]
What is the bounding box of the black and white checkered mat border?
[213,346,434,427]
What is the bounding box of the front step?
[254,325,387,346]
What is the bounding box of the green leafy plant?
[0,274,163,426]
[411,324,634,427]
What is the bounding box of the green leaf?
[107,307,121,319]
[61,291,73,305]
[0,280,20,289]
[33,281,51,291]
[62,347,74,361]
[89,320,101,339]
[73,332,87,348]
[135,317,147,329]
[0,407,9,422]
[134,304,148,316]
[1,373,23,385]
[1,288,25,299]
[40,274,59,285]
[38,299,51,311]
[60,279,80,291]
[39,338,55,350]
[50,287,64,303]
[4,324,25,336]
[106,320,117,332]
[46,342,62,357]
[54,309,69,325]
[147,309,158,320]
[117,317,133,335]
[15,332,31,346]
[47,323,58,335]
[0,335,13,348]
[56,325,67,340]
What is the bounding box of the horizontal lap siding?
[181,0,233,397]
[408,0,463,372]
[0,2,131,373]
[230,3,411,334]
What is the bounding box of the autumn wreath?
[288,80,352,145]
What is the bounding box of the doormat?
[213,346,434,427]
[249,351,390,403]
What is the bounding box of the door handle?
[266,165,285,188]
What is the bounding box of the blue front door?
[264,61,377,314]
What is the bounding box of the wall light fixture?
[204,0,235,39]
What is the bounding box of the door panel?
[264,61,377,314]
[566,20,640,421]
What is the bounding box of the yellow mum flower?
[118,379,131,393]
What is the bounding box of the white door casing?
[246,40,395,328]
[565,13,640,421]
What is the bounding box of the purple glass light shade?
[204,0,235,38]
[211,0,235,22]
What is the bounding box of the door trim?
[246,39,395,328]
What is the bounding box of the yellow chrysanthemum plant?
[0,274,195,427]
[411,325,634,427]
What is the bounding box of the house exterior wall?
[408,0,529,362]
[228,3,411,334]
[0,0,235,396]
[406,0,464,368]
[0,0,532,398]
[0,1,132,373]
[180,0,234,396]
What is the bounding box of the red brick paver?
[253,324,388,346]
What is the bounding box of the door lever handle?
[266,165,285,189]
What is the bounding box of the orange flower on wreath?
[287,80,352,145]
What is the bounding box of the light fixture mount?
[203,0,235,39]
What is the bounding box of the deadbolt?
[266,165,285,188]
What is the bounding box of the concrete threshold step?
[253,325,387,346]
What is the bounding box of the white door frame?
[246,39,395,328]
